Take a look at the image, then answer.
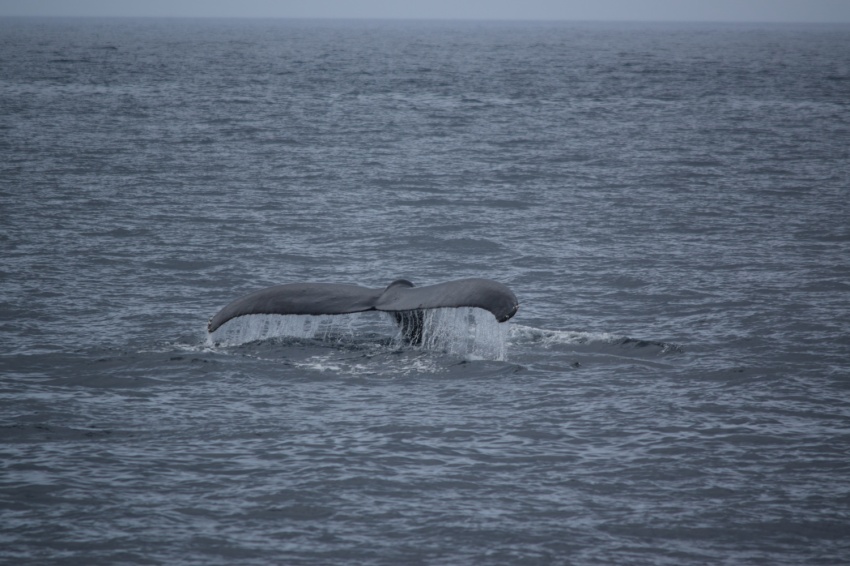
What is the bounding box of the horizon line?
[2,14,849,25]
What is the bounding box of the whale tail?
[207,277,519,337]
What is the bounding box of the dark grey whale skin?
[207,278,519,333]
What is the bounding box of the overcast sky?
[2,0,850,23]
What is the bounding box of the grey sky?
[2,0,850,22]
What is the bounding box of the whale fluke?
[207,278,519,335]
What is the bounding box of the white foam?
[289,352,443,377]
[508,324,619,347]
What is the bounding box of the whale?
[207,278,519,343]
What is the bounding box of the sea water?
[1,18,849,565]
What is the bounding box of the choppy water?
[2,18,849,565]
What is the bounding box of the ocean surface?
[2,17,849,565]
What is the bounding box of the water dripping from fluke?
[205,307,511,361]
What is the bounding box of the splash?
[206,307,511,360]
